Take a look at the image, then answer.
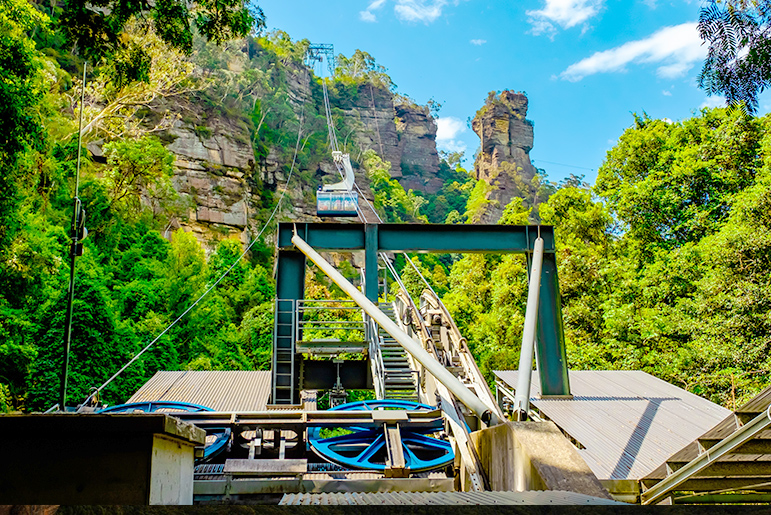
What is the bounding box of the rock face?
[331,84,441,194]
[471,91,538,223]
[259,80,441,224]
[161,100,255,247]
[394,102,442,193]
[138,59,442,248]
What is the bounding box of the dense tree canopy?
[2,0,771,416]
[62,0,264,59]
[0,0,49,252]
[442,108,771,407]
[699,0,771,113]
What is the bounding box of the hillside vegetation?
[442,110,771,408]
[2,0,770,413]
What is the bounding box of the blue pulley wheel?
[97,401,230,461]
[307,400,454,473]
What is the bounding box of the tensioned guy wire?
[76,76,310,409]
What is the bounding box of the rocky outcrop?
[158,99,256,247]
[394,102,441,193]
[144,57,442,247]
[471,91,539,223]
[329,83,441,194]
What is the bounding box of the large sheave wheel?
[307,399,454,473]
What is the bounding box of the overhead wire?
[312,54,440,300]
[321,101,437,301]
[76,72,311,410]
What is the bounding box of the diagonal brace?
[642,405,771,505]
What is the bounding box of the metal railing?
[295,299,365,344]
[366,314,386,399]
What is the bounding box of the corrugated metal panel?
[279,491,622,505]
[299,471,448,481]
[495,370,730,481]
[735,384,771,414]
[128,370,271,411]
[645,383,771,482]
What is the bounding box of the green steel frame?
[272,222,571,404]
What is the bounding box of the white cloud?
[700,96,726,109]
[438,139,467,153]
[436,117,467,152]
[662,90,672,96]
[360,10,377,22]
[559,22,706,81]
[436,117,466,140]
[394,0,447,23]
[360,0,387,22]
[527,0,604,36]
[360,0,450,24]
[470,39,487,46]
[662,117,673,124]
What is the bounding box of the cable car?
[317,151,359,217]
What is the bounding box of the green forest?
[2,0,771,414]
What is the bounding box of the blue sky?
[257,0,771,184]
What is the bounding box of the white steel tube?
[292,231,499,425]
[642,405,771,505]
[513,237,544,420]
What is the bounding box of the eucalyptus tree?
[699,0,771,114]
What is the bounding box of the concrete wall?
[149,434,196,505]
[469,421,612,499]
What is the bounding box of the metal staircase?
[376,304,419,402]
[272,299,296,404]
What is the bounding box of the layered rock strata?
[471,91,539,223]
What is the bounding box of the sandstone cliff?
[161,64,441,244]
[325,83,441,194]
[471,91,539,223]
[106,40,446,248]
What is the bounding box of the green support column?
[273,250,306,404]
[276,250,306,301]
[532,251,571,397]
[365,224,379,303]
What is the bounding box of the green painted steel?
[530,252,571,397]
[276,250,306,301]
[273,251,305,404]
[365,224,379,302]
[278,223,555,253]
[279,223,366,250]
[273,222,571,402]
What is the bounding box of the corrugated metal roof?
[128,370,271,411]
[645,383,771,483]
[495,370,730,481]
[279,491,622,505]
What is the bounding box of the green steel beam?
[276,250,306,301]
[273,222,571,401]
[530,252,571,397]
[365,224,379,302]
[277,223,555,253]
[274,250,305,404]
